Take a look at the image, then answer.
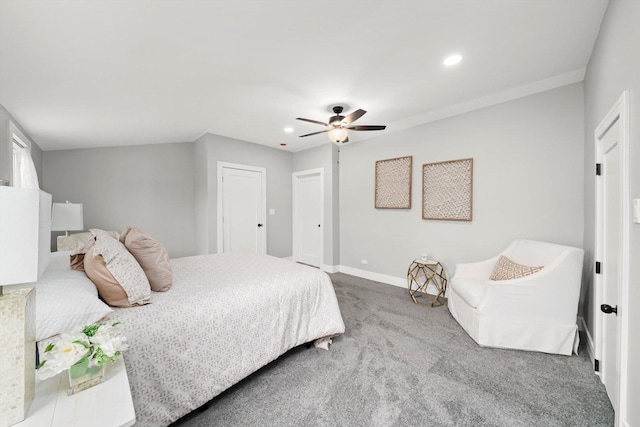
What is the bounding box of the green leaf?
[36,360,46,370]
[85,365,103,377]
[72,339,90,349]
[44,343,55,353]
[69,356,90,379]
[82,323,103,337]
[111,321,121,327]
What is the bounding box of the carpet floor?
[173,272,614,427]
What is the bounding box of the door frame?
[292,168,324,267]
[217,161,267,254]
[594,90,630,426]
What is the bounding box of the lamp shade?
[51,202,83,232]
[0,187,51,285]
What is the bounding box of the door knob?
[600,304,618,315]
[257,224,263,228]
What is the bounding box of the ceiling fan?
[296,106,386,143]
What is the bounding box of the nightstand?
[15,358,135,427]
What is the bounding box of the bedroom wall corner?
[292,143,340,269]
[197,133,293,258]
[193,137,210,255]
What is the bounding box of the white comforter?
[105,253,345,427]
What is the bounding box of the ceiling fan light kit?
[328,127,349,143]
[296,105,386,144]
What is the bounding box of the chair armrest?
[452,255,500,280]
[477,251,583,322]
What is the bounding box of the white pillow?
[34,251,112,341]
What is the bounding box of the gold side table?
[407,259,447,307]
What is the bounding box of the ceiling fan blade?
[346,125,387,131]
[296,117,329,127]
[342,109,366,124]
[299,129,331,137]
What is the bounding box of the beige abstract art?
[422,158,473,221]
[375,156,412,209]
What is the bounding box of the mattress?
[104,252,345,427]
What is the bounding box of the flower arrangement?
[37,322,128,383]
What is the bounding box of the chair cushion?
[451,278,487,308]
[489,255,543,281]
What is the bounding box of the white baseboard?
[336,265,405,288]
[322,264,338,273]
[578,316,597,372]
[281,256,293,261]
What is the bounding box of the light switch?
[633,199,640,224]
[269,209,276,215]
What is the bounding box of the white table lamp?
[51,201,83,251]
[0,186,51,426]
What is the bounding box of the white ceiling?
[0,0,609,152]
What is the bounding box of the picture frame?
[422,158,473,221]
[374,155,412,209]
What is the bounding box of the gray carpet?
[173,273,614,427]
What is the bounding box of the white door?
[600,117,621,408]
[293,170,323,267]
[220,165,266,254]
[595,91,629,425]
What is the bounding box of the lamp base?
[0,287,35,426]
[57,235,77,252]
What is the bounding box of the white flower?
[90,323,128,357]
[37,322,127,379]
[37,333,90,380]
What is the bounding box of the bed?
[33,250,345,427]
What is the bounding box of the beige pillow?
[123,227,173,292]
[69,235,97,271]
[489,255,543,281]
[84,235,151,307]
[84,244,130,307]
[119,226,134,244]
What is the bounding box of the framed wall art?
[375,155,412,209]
[422,158,473,221]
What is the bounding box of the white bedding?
[104,253,345,427]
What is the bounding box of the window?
[10,122,39,189]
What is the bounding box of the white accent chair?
[447,239,584,355]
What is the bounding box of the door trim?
[594,90,629,426]
[292,168,324,267]
[217,161,267,254]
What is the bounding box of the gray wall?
[42,142,195,258]
[583,0,640,422]
[292,143,340,267]
[193,133,293,258]
[339,83,585,284]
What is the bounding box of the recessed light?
[284,127,294,133]
[443,54,462,66]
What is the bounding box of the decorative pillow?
[84,235,151,307]
[89,228,121,241]
[60,232,92,252]
[489,255,543,281]
[119,226,134,244]
[69,235,97,271]
[23,251,113,341]
[122,227,173,292]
